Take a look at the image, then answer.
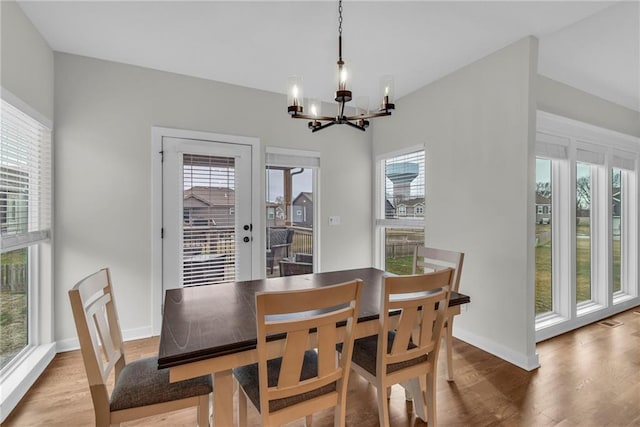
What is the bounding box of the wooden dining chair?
[233,279,363,427]
[340,269,452,427]
[413,245,464,381]
[69,268,212,427]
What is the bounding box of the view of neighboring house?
[183,186,235,226]
[292,192,313,227]
[536,193,551,224]
[385,197,425,219]
[265,201,286,227]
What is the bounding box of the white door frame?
[151,127,262,335]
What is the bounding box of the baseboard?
[57,326,154,353]
[0,343,56,423]
[454,327,540,371]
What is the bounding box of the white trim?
[0,87,52,129]
[536,296,640,342]
[534,112,640,340]
[150,127,261,335]
[0,343,56,423]
[454,326,540,372]
[537,111,640,153]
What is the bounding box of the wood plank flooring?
[3,308,639,426]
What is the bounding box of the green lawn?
[0,291,27,369]
[0,249,28,370]
[386,225,614,316]
[385,256,414,276]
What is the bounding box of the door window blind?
[1,98,52,252]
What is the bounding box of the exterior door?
[162,137,253,292]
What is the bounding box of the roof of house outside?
[184,186,235,207]
[292,192,313,205]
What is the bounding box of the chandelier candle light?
[287,0,395,132]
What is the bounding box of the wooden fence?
[291,226,313,255]
[385,241,422,258]
[1,264,27,292]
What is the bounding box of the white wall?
[53,53,372,343]
[373,37,540,370]
[0,0,54,120]
[537,75,640,138]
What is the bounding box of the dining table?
[158,267,471,426]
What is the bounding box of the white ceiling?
[18,1,640,112]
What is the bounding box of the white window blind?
[265,148,320,168]
[576,148,605,165]
[612,151,637,171]
[536,132,569,159]
[381,150,425,222]
[1,98,52,252]
[182,153,235,286]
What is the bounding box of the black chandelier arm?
[310,121,337,133]
[290,113,337,121]
[291,111,391,122]
[344,121,367,132]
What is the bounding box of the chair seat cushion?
[233,350,336,413]
[110,356,212,412]
[346,331,428,376]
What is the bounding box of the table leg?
[213,370,234,426]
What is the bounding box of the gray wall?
[373,37,540,369]
[54,53,372,343]
[537,75,640,138]
[0,0,54,120]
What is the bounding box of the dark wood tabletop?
[158,267,470,369]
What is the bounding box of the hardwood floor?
[3,308,639,426]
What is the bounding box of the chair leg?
[238,388,248,427]
[197,394,210,427]
[333,405,346,427]
[426,371,437,427]
[445,317,454,381]
[377,383,391,427]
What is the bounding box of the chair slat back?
[69,268,125,390]
[380,269,452,370]
[255,280,362,416]
[413,246,464,292]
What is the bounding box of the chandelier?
[287,0,395,132]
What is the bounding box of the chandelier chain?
[338,0,343,37]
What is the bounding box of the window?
[612,168,622,294]
[0,98,52,371]
[376,148,425,275]
[535,112,638,340]
[265,148,319,278]
[575,162,592,304]
[535,159,552,315]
